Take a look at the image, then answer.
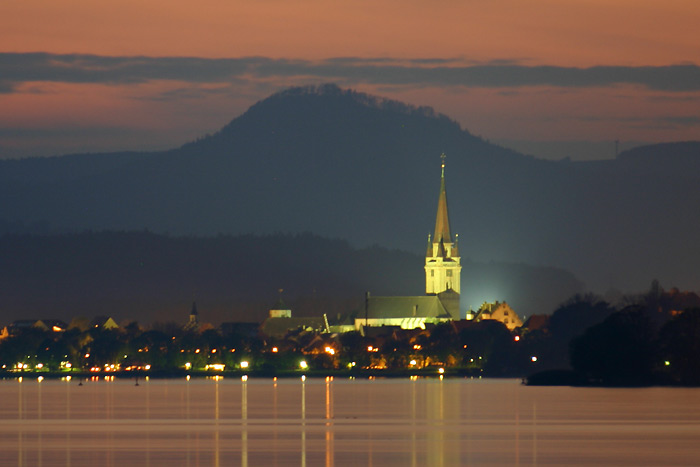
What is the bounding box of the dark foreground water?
[1,376,700,466]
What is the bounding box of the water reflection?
[4,377,700,465]
[532,401,538,465]
[301,375,306,467]
[411,377,417,467]
[37,376,42,467]
[325,376,334,467]
[241,375,247,467]
[214,376,220,467]
[65,376,71,466]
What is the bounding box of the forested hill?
[1,84,699,292]
[0,231,582,325]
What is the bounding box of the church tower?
[184,301,199,331]
[425,154,461,295]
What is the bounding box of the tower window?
[446,270,452,277]
[430,270,434,277]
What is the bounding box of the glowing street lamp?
[299,361,308,369]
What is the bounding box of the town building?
[472,301,523,331]
[260,299,328,338]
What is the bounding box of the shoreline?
[0,367,504,380]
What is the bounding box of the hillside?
[1,84,699,292]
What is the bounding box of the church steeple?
[432,153,452,246]
[425,154,461,295]
[184,301,200,331]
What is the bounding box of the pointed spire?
[426,233,432,257]
[433,153,452,245]
[185,301,200,331]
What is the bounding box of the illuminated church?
[355,155,462,330]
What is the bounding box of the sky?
[1,0,699,160]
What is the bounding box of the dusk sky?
[1,0,698,160]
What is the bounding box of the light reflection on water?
[2,376,700,465]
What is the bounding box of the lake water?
[1,376,700,466]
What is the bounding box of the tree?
[657,308,700,385]
[0,328,47,368]
[458,320,513,374]
[570,307,655,385]
[546,294,615,369]
[427,323,459,366]
[549,294,614,343]
[338,331,366,367]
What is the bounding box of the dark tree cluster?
[570,307,700,386]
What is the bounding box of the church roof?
[366,296,451,320]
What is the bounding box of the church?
[260,154,521,336]
[356,155,462,330]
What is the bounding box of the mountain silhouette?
[1,84,699,294]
